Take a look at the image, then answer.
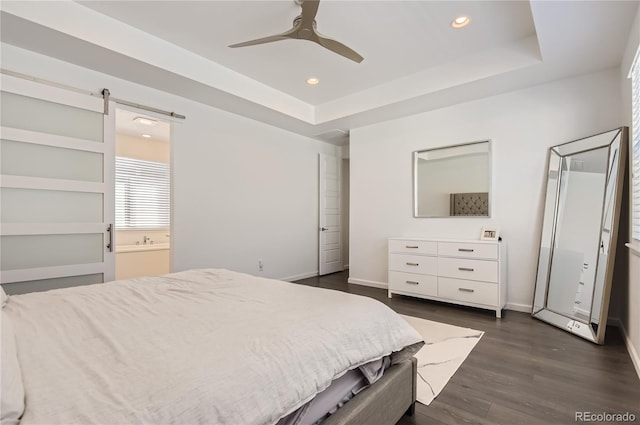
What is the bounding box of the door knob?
[320,227,329,231]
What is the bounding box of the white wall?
[116,133,170,163]
[2,43,339,282]
[349,68,623,311]
[172,106,336,280]
[619,5,640,377]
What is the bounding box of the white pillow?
[1,312,25,425]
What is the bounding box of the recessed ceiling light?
[451,16,470,28]
[307,78,319,85]
[141,134,152,138]
[134,116,158,126]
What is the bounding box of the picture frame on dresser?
[480,227,500,241]
[388,237,507,318]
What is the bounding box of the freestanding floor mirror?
[532,127,628,344]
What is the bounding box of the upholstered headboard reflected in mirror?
[450,192,489,216]
[413,141,491,218]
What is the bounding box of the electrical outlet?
[258,259,264,271]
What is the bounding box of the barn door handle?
[106,224,113,252]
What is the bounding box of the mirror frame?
[532,127,628,344]
[412,140,492,218]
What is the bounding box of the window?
[115,156,170,229]
[631,47,640,240]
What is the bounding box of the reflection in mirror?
[546,147,608,320]
[413,141,490,218]
[532,128,627,344]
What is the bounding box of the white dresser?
[388,237,507,318]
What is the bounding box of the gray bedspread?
[5,269,423,425]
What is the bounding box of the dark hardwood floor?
[295,271,640,425]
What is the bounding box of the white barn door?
[0,74,115,294]
[318,153,343,275]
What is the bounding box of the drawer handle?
[458,248,474,252]
[458,267,475,272]
[458,288,475,293]
[405,280,420,285]
[406,262,419,266]
[405,245,419,249]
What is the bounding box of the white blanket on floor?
[6,269,423,425]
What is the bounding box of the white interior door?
[319,153,343,275]
[0,74,115,294]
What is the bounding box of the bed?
[0,269,423,425]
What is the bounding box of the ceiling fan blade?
[299,0,320,28]
[229,0,364,63]
[313,34,364,63]
[229,27,297,48]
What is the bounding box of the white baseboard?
[348,278,388,289]
[505,302,532,313]
[281,271,318,282]
[611,318,640,380]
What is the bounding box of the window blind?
[115,156,170,229]
[632,48,640,240]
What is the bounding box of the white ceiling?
[78,0,536,105]
[1,1,638,145]
[116,109,171,143]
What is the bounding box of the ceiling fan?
[229,0,364,63]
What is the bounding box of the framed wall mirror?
[532,127,628,344]
[413,141,491,218]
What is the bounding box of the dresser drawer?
[438,277,498,306]
[437,257,498,282]
[438,242,498,260]
[388,239,437,255]
[389,271,438,297]
[389,254,437,275]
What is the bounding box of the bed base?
[322,357,417,425]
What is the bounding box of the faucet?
[143,235,150,245]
